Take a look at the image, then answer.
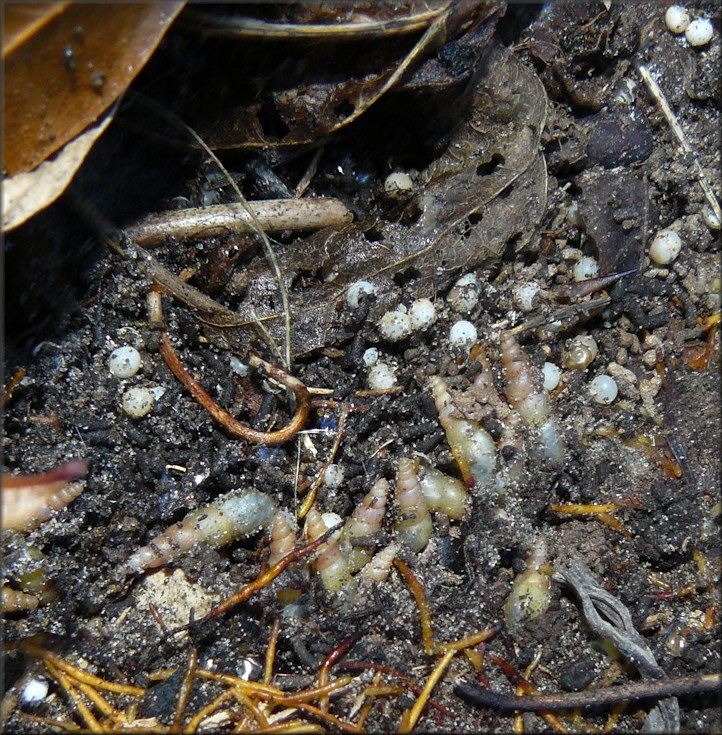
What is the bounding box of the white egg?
[542,362,562,391]
[513,282,541,312]
[447,273,480,313]
[685,17,713,46]
[122,387,155,418]
[649,229,683,264]
[409,298,436,330]
[378,310,412,341]
[665,5,690,33]
[384,172,414,196]
[109,346,141,378]
[449,320,478,349]
[368,363,397,390]
[346,281,378,309]
[362,347,379,367]
[589,375,618,405]
[573,256,600,282]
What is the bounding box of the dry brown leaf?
[3,2,183,178]
[2,112,113,231]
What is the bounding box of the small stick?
[159,333,311,445]
[171,648,197,733]
[393,559,435,655]
[299,406,349,518]
[264,617,281,685]
[317,632,361,713]
[634,61,721,225]
[401,649,455,732]
[125,197,352,248]
[455,672,721,712]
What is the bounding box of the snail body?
[268,511,298,567]
[2,585,40,614]
[503,538,552,635]
[417,460,469,520]
[119,489,277,576]
[358,543,399,585]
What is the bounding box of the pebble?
[324,464,345,490]
[649,229,683,264]
[362,348,379,367]
[665,5,690,34]
[685,18,713,46]
[109,346,141,378]
[589,375,618,405]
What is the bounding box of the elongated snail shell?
[340,478,389,573]
[304,508,352,593]
[393,459,433,553]
[119,489,277,576]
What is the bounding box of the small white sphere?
[122,387,155,418]
[685,17,713,46]
[21,678,49,705]
[409,298,436,330]
[573,256,600,282]
[665,5,690,34]
[589,375,618,405]
[368,363,397,390]
[324,463,345,490]
[384,172,414,196]
[346,281,378,309]
[513,282,541,312]
[649,229,683,264]
[449,320,478,349]
[109,346,141,378]
[321,512,345,540]
[447,273,480,313]
[378,310,412,341]
[362,347,379,367]
[542,362,562,391]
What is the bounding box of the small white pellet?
[566,201,585,228]
[447,273,480,313]
[346,281,377,309]
[513,282,541,312]
[665,5,690,33]
[449,320,478,349]
[589,375,618,405]
[362,347,379,367]
[122,387,155,418]
[573,256,600,282]
[230,356,249,376]
[378,310,412,341]
[324,463,345,490]
[109,346,141,378]
[542,362,562,392]
[21,678,49,704]
[685,17,713,46]
[649,229,683,264]
[384,171,414,196]
[321,512,345,540]
[409,298,436,330]
[368,363,397,390]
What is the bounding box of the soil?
[3,3,720,733]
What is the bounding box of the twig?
[455,672,720,712]
[124,198,352,248]
[159,332,310,445]
[634,60,721,224]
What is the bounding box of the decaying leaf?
[3,2,183,178]
[173,2,503,150]
[223,45,548,356]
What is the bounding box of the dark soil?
[3,3,720,733]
